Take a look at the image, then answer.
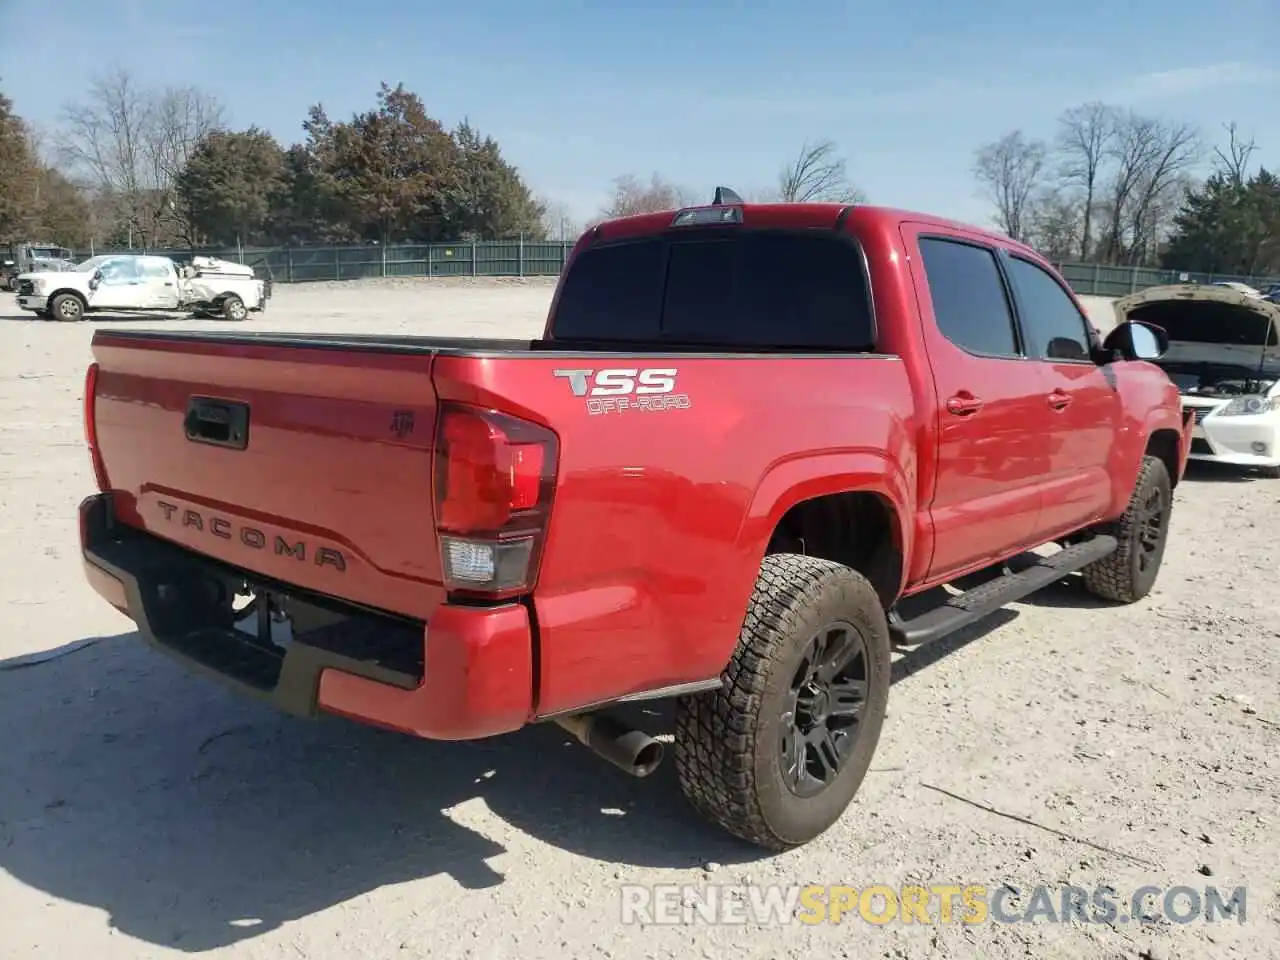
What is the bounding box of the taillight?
[434,402,558,599]
[83,362,110,492]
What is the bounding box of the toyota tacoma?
[78,192,1192,850]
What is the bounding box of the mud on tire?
[673,553,891,851]
[1081,454,1172,603]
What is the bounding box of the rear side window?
[1005,256,1093,361]
[918,238,1018,357]
[552,231,874,350]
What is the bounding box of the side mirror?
[1101,320,1167,362]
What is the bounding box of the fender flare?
[1109,407,1189,515]
[1142,405,1191,479]
[47,288,89,308]
[737,449,915,595]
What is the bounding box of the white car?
[1114,283,1280,478]
[1210,281,1264,299]
[13,254,269,322]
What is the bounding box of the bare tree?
[147,85,226,237]
[539,198,579,240]
[1212,121,1257,186]
[973,131,1048,242]
[1056,101,1118,260]
[1100,112,1200,264]
[598,173,689,219]
[58,68,224,246]
[778,139,861,203]
[1023,189,1085,262]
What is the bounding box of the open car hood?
[1114,283,1280,372]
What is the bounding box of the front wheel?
[674,554,891,851]
[50,293,85,322]
[1081,455,1172,603]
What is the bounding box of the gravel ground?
[0,279,1276,960]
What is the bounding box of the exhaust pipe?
[553,712,665,777]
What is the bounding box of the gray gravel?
[0,279,1275,960]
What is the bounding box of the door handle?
[1047,389,1072,411]
[945,392,984,416]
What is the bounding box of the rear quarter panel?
[431,353,916,718]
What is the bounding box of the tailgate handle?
[184,397,249,450]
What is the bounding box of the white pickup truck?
[13,254,270,322]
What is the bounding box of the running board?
[889,535,1118,647]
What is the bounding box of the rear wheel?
[674,553,891,851]
[50,293,85,322]
[220,295,247,322]
[1081,455,1172,603]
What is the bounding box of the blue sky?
[2,0,1277,230]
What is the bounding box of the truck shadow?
[0,633,761,951]
[0,605,1030,951]
[1178,460,1259,484]
[0,311,196,324]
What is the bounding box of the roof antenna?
[712,186,743,205]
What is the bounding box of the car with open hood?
[1114,283,1280,478]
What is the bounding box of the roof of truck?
[590,201,1040,260]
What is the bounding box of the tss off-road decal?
[553,367,692,415]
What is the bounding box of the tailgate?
[90,332,445,620]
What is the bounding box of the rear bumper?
[79,493,534,740]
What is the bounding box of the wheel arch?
[1145,427,1183,489]
[739,454,912,610]
[49,288,89,307]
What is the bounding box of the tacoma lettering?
[155,500,346,571]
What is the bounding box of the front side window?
[99,258,141,284]
[1006,256,1093,361]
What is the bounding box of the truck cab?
[2,241,74,290]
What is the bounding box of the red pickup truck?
[78,194,1192,851]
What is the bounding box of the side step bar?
[889,535,1118,647]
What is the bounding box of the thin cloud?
[1125,62,1279,100]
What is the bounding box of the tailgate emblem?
[156,501,347,572]
[390,409,415,438]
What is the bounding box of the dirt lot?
[0,279,1276,960]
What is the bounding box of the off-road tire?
[673,554,891,851]
[1081,455,1172,603]
[50,292,85,322]
[220,295,247,321]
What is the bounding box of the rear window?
[551,230,875,350]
